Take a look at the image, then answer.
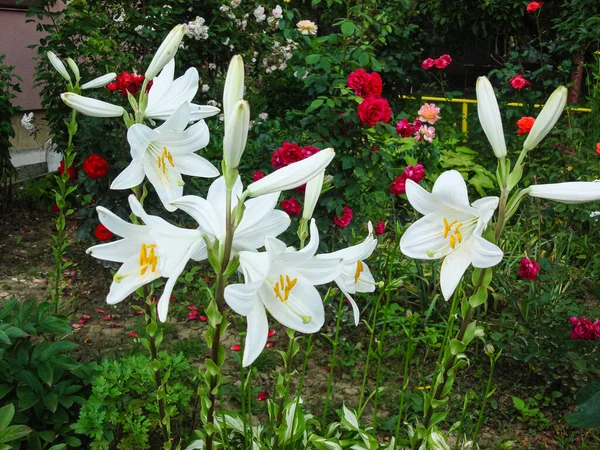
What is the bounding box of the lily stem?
[322,294,344,427]
[273,331,295,450]
[472,352,497,445]
[206,184,234,450]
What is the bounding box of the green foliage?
[0,54,20,210]
[0,299,93,449]
[73,353,196,450]
[566,381,600,429]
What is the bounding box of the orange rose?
[516,116,535,134]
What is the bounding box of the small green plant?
[512,396,549,426]
[73,353,196,450]
[0,299,93,449]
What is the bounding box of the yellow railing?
[401,95,592,135]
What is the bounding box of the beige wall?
[0,8,44,110]
[1,3,64,150]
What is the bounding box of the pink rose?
[417,103,441,125]
[421,58,435,70]
[518,257,540,280]
[404,163,426,183]
[414,125,436,143]
[434,54,452,69]
[570,316,597,340]
[510,74,531,90]
[396,118,415,138]
[390,175,407,195]
[374,221,385,235]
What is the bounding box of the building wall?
[1,2,64,153]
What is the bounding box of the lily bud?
[47,51,71,83]
[81,73,117,90]
[527,181,600,204]
[66,58,80,82]
[223,100,250,169]
[523,86,567,152]
[145,24,185,81]
[302,170,325,220]
[247,148,335,197]
[61,93,125,117]
[223,55,245,125]
[476,76,506,159]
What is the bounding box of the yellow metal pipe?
[400,95,592,135]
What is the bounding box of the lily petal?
[111,160,145,190]
[61,93,125,117]
[81,73,117,90]
[87,239,142,263]
[175,154,220,178]
[476,77,507,159]
[471,235,503,268]
[439,240,473,300]
[224,280,263,316]
[431,170,472,211]
[170,195,222,237]
[143,156,183,212]
[247,149,335,197]
[96,206,147,238]
[107,255,161,304]
[243,304,268,367]
[128,124,158,160]
[528,181,600,204]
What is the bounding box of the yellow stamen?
[274,273,298,303]
[443,218,457,238]
[450,235,456,249]
[354,260,364,283]
[139,243,158,276]
[157,147,175,173]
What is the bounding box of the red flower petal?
[231,344,241,351]
[257,391,269,401]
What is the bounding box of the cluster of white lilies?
[51,25,377,366]
[50,24,600,368]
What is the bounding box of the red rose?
[518,257,540,280]
[396,118,415,138]
[390,175,407,195]
[570,316,596,340]
[357,96,392,127]
[253,170,265,181]
[347,69,370,97]
[526,1,544,13]
[58,160,77,181]
[364,72,383,97]
[271,151,285,169]
[333,206,353,227]
[301,145,320,158]
[83,154,109,179]
[510,74,531,90]
[434,54,452,69]
[108,71,148,97]
[516,117,535,134]
[280,197,301,216]
[277,142,304,165]
[421,58,435,70]
[596,143,600,156]
[94,224,114,241]
[375,221,385,235]
[404,163,426,183]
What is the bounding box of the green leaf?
[0,331,10,345]
[469,286,487,308]
[43,392,59,413]
[0,404,15,430]
[512,397,525,411]
[37,362,54,387]
[341,21,356,36]
[0,425,32,443]
[449,339,466,355]
[305,54,320,64]
[16,388,38,410]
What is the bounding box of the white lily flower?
[223,100,250,170]
[315,222,377,325]
[527,181,600,204]
[223,55,245,124]
[523,86,568,152]
[302,170,325,220]
[145,24,185,81]
[144,59,220,122]
[86,196,206,321]
[225,219,342,366]
[47,51,71,83]
[81,73,117,90]
[400,170,503,300]
[247,148,335,197]
[61,93,125,117]
[171,176,291,252]
[111,102,219,212]
[476,77,506,159]
[66,58,81,82]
